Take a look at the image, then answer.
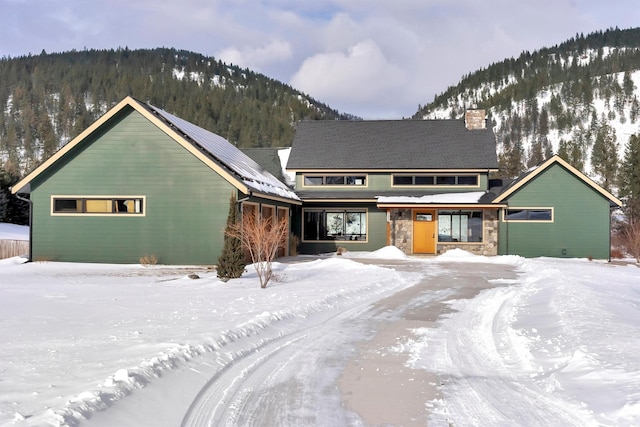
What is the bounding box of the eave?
[376,203,506,209]
[287,168,500,174]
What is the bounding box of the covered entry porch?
[379,201,501,256]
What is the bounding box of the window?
[303,175,367,186]
[438,210,483,242]
[392,174,478,186]
[303,209,367,241]
[504,208,553,221]
[52,197,144,215]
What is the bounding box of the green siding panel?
[498,164,612,259]
[30,108,235,264]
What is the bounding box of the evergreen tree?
[527,139,544,168]
[498,134,524,178]
[0,167,29,225]
[216,194,246,280]
[620,133,640,222]
[591,124,618,191]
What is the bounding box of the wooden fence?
[0,240,30,259]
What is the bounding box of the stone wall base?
[388,208,499,257]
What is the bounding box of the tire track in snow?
[409,265,598,426]
[180,296,382,426]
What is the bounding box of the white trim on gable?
[11,97,300,204]
[492,155,622,207]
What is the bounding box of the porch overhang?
[376,191,506,209]
[377,203,506,209]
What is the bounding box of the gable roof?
[492,155,622,207]
[286,120,499,170]
[11,97,299,203]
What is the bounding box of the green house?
[11,103,622,264]
[286,112,622,259]
[11,97,300,264]
[286,111,504,256]
[494,155,622,259]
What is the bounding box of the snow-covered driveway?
[1,249,639,426]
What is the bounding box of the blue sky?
[1,0,639,119]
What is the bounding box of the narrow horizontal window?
[457,175,478,185]
[325,176,345,185]
[392,174,479,186]
[392,175,413,185]
[504,208,552,221]
[52,197,144,215]
[304,176,324,186]
[436,176,456,185]
[304,175,366,186]
[414,176,434,185]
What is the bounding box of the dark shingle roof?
[287,120,498,170]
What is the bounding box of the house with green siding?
[11,97,300,264]
[493,155,621,259]
[286,111,622,259]
[11,102,622,264]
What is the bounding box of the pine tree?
[216,194,246,280]
[591,124,618,192]
[620,133,640,222]
[0,167,29,225]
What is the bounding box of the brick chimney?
[465,109,486,130]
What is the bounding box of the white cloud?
[2,0,639,118]
[290,40,411,118]
[217,39,293,71]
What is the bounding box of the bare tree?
[621,220,640,263]
[225,211,288,288]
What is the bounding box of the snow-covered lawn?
[0,228,639,426]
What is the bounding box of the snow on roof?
[147,105,299,201]
[377,191,487,204]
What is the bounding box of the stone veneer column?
[389,209,413,254]
[482,209,499,256]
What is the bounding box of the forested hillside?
[0,48,354,177]
[416,27,640,195]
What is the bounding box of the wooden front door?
[413,210,436,254]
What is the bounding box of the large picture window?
[438,210,483,242]
[303,209,367,241]
[52,197,144,215]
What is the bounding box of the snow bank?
[0,257,421,426]
[341,245,410,260]
[434,248,524,266]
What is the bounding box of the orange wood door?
[413,211,436,253]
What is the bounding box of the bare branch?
[225,211,288,288]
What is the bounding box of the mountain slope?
[0,48,356,176]
[416,27,640,190]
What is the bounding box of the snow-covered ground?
[1,222,639,426]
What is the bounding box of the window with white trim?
[303,175,367,186]
[392,174,478,186]
[52,197,144,215]
[503,208,553,221]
